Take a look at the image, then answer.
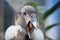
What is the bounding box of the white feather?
[5,25,26,40]
[31,29,44,40]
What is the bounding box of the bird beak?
[30,17,37,28]
[27,17,37,31]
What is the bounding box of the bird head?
[20,5,37,25]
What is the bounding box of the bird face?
[21,6,38,32]
[21,5,37,25]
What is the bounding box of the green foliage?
[45,23,60,32]
[43,1,60,40]
[43,1,60,20]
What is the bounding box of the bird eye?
[23,12,27,15]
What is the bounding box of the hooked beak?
[27,18,37,31]
[30,17,37,28]
[27,20,37,39]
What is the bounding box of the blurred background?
[0,0,60,40]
